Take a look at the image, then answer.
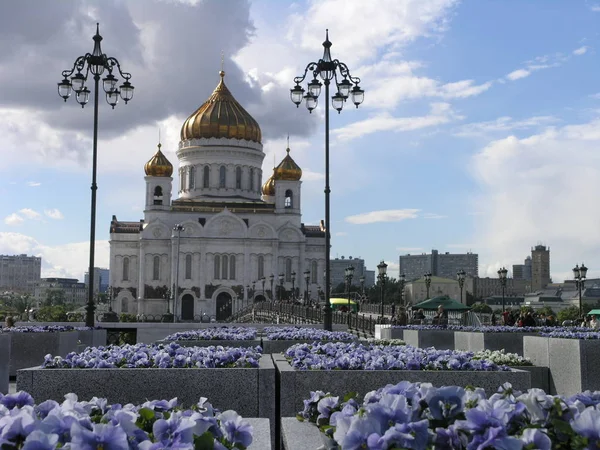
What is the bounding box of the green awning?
[413,295,471,311]
[586,309,600,315]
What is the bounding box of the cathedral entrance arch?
[216,292,232,321]
[254,295,266,303]
[181,294,194,321]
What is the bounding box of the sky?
[1,0,600,283]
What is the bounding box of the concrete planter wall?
[157,340,262,349]
[0,334,10,394]
[403,330,455,350]
[18,355,276,448]
[8,331,78,377]
[273,354,530,417]
[379,327,404,341]
[281,418,323,450]
[513,365,549,392]
[454,331,535,355]
[77,329,107,351]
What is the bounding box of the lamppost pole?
[399,274,406,307]
[291,30,364,331]
[251,281,256,307]
[278,273,285,302]
[261,277,266,301]
[58,24,134,327]
[424,273,432,300]
[291,271,296,303]
[172,224,184,322]
[457,269,466,304]
[360,275,365,297]
[498,267,508,313]
[269,274,274,303]
[573,263,588,318]
[304,270,310,305]
[345,265,354,325]
[377,261,388,321]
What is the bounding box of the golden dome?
[274,147,302,181]
[262,169,276,196]
[180,71,262,144]
[144,143,173,177]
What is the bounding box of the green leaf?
[138,407,155,422]
[194,432,215,450]
[343,392,357,402]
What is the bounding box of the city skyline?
[0,1,599,283]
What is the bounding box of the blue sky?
[1,0,600,283]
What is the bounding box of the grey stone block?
[379,328,404,341]
[547,338,600,397]
[246,418,272,450]
[454,331,534,355]
[275,359,531,417]
[514,365,549,392]
[281,417,323,450]
[157,340,263,349]
[258,356,276,449]
[0,334,10,394]
[523,336,549,368]
[77,329,107,348]
[9,331,78,376]
[403,330,455,350]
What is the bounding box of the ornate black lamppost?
[269,274,274,303]
[344,265,354,324]
[424,273,432,299]
[457,269,466,304]
[304,270,310,305]
[399,273,406,306]
[317,286,322,306]
[290,30,364,330]
[172,224,185,322]
[261,276,266,301]
[291,271,296,302]
[377,261,388,321]
[278,273,285,302]
[58,24,134,327]
[498,267,508,313]
[573,263,588,317]
[251,281,256,305]
[360,275,365,298]
[245,285,250,308]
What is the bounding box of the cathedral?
[109,70,326,320]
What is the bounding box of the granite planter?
[156,339,262,349]
[523,336,550,368]
[246,418,272,450]
[548,338,600,396]
[403,329,455,350]
[281,418,324,450]
[454,331,535,355]
[77,329,107,351]
[8,331,78,377]
[513,365,549,392]
[0,334,10,394]
[379,327,404,341]
[273,354,531,417]
[18,355,276,448]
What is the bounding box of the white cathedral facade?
[109,70,326,320]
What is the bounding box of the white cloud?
[345,209,420,224]
[27,181,41,187]
[573,46,588,56]
[18,208,41,220]
[334,103,461,141]
[590,93,600,100]
[455,116,559,137]
[301,170,325,181]
[383,260,400,278]
[506,69,531,81]
[0,232,109,281]
[470,118,600,282]
[4,214,23,226]
[44,209,64,220]
[423,213,447,219]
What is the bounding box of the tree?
[471,303,492,314]
[36,305,68,322]
[557,306,589,323]
[44,289,65,307]
[536,306,555,317]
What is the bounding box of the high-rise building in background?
[531,245,551,291]
[329,256,375,290]
[399,249,478,281]
[84,268,110,294]
[512,256,532,281]
[0,254,42,293]
[34,278,87,306]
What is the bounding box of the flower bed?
[0,391,270,449]
[539,330,600,339]
[366,338,406,346]
[16,343,276,447]
[262,326,355,354]
[0,325,94,333]
[276,343,530,416]
[163,326,258,341]
[473,348,549,391]
[291,380,599,449]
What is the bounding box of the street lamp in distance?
[303,270,310,305]
[573,263,588,318]
[377,261,388,321]
[344,265,354,325]
[278,273,285,302]
[457,269,466,304]
[424,273,432,300]
[291,271,296,302]
[497,267,508,312]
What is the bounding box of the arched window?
[181,168,187,191]
[222,255,229,279]
[258,255,264,279]
[189,166,195,189]
[311,261,318,284]
[285,258,292,282]
[258,170,262,190]
[229,255,236,280]
[152,255,160,281]
[185,254,192,279]
[122,257,130,281]
[235,167,242,189]
[285,189,293,208]
[122,297,129,313]
[214,255,221,279]
[153,186,163,205]
[249,168,254,191]
[203,166,210,188]
[179,168,184,191]
[219,166,226,188]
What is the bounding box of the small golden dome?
[144,143,173,177]
[274,147,302,181]
[180,71,262,144]
[262,169,276,196]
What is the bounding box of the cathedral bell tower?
[144,143,173,210]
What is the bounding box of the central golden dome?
[274,147,302,181]
[180,71,262,144]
